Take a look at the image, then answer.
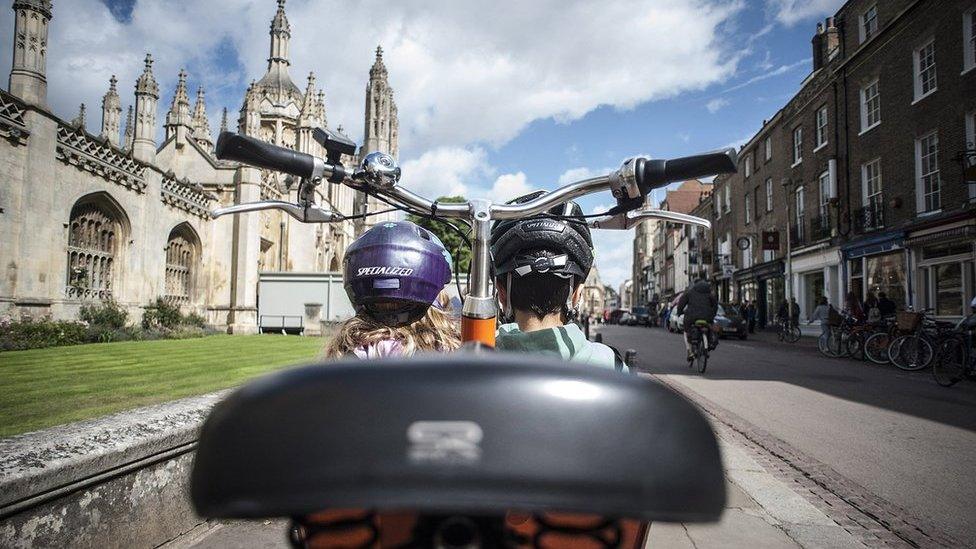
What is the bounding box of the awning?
[842,230,904,259]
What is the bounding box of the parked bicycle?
[888,309,956,372]
[776,319,801,343]
[932,301,976,386]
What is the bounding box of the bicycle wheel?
[697,346,708,374]
[786,325,801,343]
[822,328,844,358]
[933,337,966,387]
[889,335,933,371]
[864,332,892,365]
[847,333,865,361]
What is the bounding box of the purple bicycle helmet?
[343,221,452,326]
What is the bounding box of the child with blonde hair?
[324,221,460,358]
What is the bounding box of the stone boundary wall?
[0,392,227,548]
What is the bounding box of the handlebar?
[636,149,737,194]
[212,130,737,222]
[215,132,341,181]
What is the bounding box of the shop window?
[913,38,937,102]
[860,79,880,133]
[866,252,906,308]
[850,257,864,300]
[923,242,971,260]
[915,131,940,213]
[934,263,963,316]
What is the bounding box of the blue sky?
[0,0,845,287]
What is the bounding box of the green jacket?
[495,323,625,371]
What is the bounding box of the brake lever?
[212,201,343,223]
[588,208,711,230]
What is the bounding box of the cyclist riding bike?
[676,278,718,362]
[490,192,623,370]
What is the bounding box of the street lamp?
[781,177,795,310]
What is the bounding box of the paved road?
[599,324,976,545]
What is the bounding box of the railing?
[853,201,886,232]
[810,214,831,241]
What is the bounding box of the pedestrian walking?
[808,296,831,346]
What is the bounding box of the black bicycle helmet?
[490,191,594,280]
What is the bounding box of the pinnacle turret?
[192,85,213,150]
[165,69,193,142]
[100,75,122,146]
[9,0,53,106]
[219,107,229,134]
[135,54,159,98]
[122,105,134,152]
[369,45,387,78]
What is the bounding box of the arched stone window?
[164,223,201,304]
[66,194,129,300]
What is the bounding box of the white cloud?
[706,97,730,113]
[590,204,611,215]
[0,0,745,157]
[489,172,532,202]
[591,228,635,288]
[718,57,810,94]
[766,0,844,26]
[398,146,492,199]
[558,166,616,185]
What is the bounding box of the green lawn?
[0,335,325,437]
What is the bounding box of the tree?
[406,195,471,274]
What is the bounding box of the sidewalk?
[647,429,865,549]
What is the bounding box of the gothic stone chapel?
[0,0,399,332]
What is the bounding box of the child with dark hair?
[490,194,622,369]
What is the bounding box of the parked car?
[668,305,684,333]
[631,306,650,326]
[715,304,747,340]
[619,312,633,325]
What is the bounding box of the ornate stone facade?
[0,0,399,332]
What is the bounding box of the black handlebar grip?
[636,148,738,193]
[214,131,316,179]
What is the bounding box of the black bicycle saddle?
[190,353,724,523]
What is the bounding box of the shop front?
[789,245,842,320]
[842,230,908,310]
[733,260,785,328]
[906,216,976,320]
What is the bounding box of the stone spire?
[8,0,53,106]
[269,0,290,69]
[71,103,86,130]
[356,45,400,233]
[122,105,134,152]
[164,68,193,143]
[253,0,301,103]
[362,45,396,157]
[191,85,213,150]
[219,107,228,134]
[100,75,122,146]
[316,90,326,123]
[133,53,160,163]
